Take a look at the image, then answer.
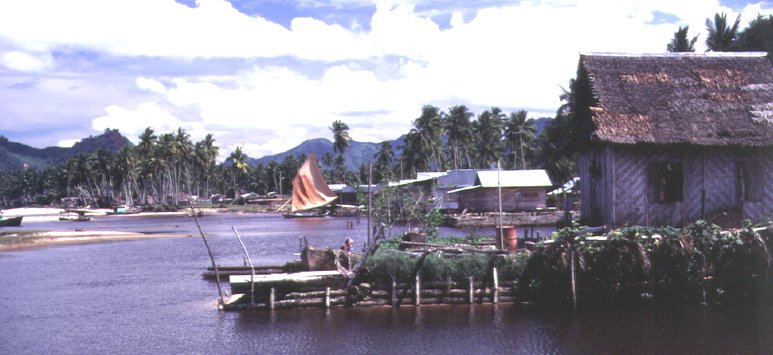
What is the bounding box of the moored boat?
[58,210,91,222]
[0,215,23,227]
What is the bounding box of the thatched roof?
[579,52,773,146]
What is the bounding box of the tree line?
[2,12,769,209]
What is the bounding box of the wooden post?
[415,274,421,306]
[391,279,397,307]
[191,202,225,306]
[570,247,577,311]
[325,287,331,308]
[367,162,372,248]
[269,288,276,310]
[492,267,499,304]
[468,276,475,304]
[232,226,256,307]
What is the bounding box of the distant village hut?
[445,170,552,213]
[575,52,773,227]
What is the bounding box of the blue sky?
[0,0,771,161]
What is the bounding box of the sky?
[1,0,772,161]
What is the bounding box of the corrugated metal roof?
[437,169,490,188]
[446,185,481,194]
[476,170,552,188]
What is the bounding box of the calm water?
[1,213,771,354]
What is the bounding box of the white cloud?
[0,51,51,72]
[6,0,773,158]
[57,138,80,148]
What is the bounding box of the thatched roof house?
[575,52,773,226]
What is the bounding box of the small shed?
[575,52,773,226]
[447,170,552,212]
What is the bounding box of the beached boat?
[0,215,23,227]
[282,154,338,218]
[106,205,141,215]
[59,210,91,222]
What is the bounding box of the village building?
[575,52,773,227]
[397,169,553,213]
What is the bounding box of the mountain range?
[250,137,404,170]
[1,117,550,172]
[0,129,131,171]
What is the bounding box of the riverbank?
[0,229,189,251]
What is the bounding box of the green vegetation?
[361,220,771,307]
[520,220,771,306]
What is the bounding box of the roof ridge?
[581,52,768,58]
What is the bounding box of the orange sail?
[291,154,338,212]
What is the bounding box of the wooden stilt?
[415,274,421,306]
[468,276,474,304]
[570,247,577,311]
[492,267,499,304]
[269,287,276,310]
[325,287,331,308]
[391,279,397,307]
[191,202,225,306]
[231,226,255,307]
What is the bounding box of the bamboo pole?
[570,247,577,311]
[190,202,224,306]
[231,226,255,307]
[492,267,499,304]
[391,279,397,307]
[468,276,475,304]
[367,162,372,248]
[415,274,421,306]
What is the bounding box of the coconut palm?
[413,105,444,171]
[194,133,219,199]
[443,105,475,169]
[667,25,698,52]
[738,15,773,61]
[330,120,351,157]
[472,107,504,168]
[374,141,395,182]
[705,12,741,51]
[399,129,424,178]
[504,110,537,170]
[228,146,250,199]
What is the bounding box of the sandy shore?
[0,207,197,251]
[0,229,189,252]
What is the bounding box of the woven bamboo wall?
[582,145,773,227]
[743,149,773,221]
[612,147,647,226]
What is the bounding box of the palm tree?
[705,12,741,51]
[374,141,395,182]
[228,146,250,199]
[504,110,537,170]
[330,120,351,157]
[738,15,773,62]
[194,133,219,199]
[443,105,475,169]
[399,130,423,178]
[413,105,444,171]
[472,107,504,168]
[667,25,698,52]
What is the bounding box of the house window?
[648,161,683,203]
[737,161,763,202]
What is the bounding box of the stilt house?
[575,52,773,226]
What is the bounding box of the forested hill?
[251,137,404,170]
[0,129,132,171]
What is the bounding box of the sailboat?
[282,154,338,218]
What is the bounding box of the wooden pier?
[220,267,512,311]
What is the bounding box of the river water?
[1,213,771,354]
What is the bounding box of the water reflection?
[0,214,769,354]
